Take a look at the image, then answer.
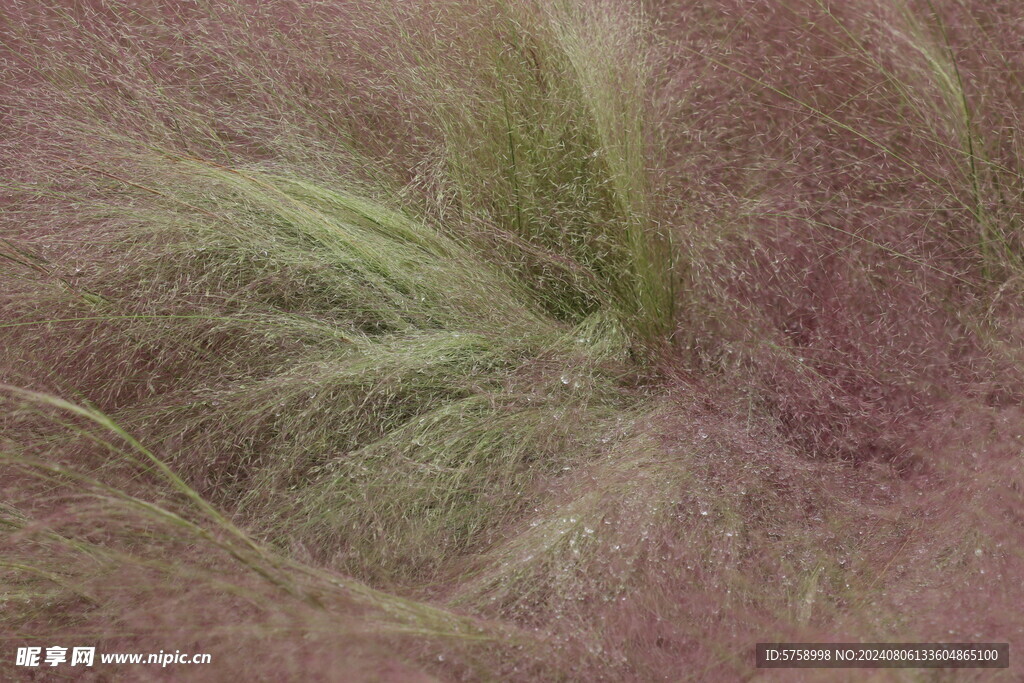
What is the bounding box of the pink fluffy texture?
[1,0,1022,680]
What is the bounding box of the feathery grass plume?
[370,0,677,342]
[2,137,642,584]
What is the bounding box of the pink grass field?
[1,0,1022,680]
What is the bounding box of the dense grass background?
[1,0,1022,679]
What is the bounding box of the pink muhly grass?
[1,0,1023,679]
